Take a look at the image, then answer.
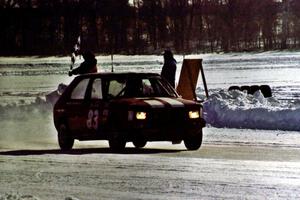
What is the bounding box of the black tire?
[228,86,241,91]
[240,85,250,94]
[58,123,74,151]
[184,130,203,151]
[260,85,272,97]
[109,137,126,152]
[132,139,147,148]
[249,85,260,95]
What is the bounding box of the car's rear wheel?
[132,139,147,148]
[109,137,126,152]
[58,123,74,151]
[184,130,203,151]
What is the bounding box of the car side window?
[70,78,90,100]
[91,78,103,99]
[108,80,126,97]
[142,79,154,96]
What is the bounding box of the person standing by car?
[69,51,98,76]
[161,50,177,88]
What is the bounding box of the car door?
[84,77,107,137]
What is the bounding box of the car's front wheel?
[184,130,203,150]
[58,123,74,151]
[132,139,147,148]
[109,137,126,152]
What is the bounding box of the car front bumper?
[118,117,206,142]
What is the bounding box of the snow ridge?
[203,89,300,131]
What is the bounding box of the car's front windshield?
[104,77,177,99]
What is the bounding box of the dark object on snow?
[161,50,177,88]
[228,84,272,98]
[69,51,97,76]
[260,85,272,97]
[240,85,250,93]
[249,85,260,95]
[228,85,241,91]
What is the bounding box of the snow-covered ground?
[1,51,300,131]
[1,51,300,199]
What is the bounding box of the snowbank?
[203,89,300,131]
[1,88,300,132]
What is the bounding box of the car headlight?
[128,111,147,121]
[136,112,147,120]
[188,110,200,119]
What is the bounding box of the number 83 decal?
[86,109,99,130]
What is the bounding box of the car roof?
[77,72,161,79]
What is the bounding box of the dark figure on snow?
[69,51,98,76]
[161,50,177,88]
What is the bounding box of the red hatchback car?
[53,72,205,152]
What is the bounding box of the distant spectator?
[69,51,98,76]
[161,50,177,88]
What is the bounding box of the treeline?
[1,0,300,55]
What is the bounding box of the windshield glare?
[105,77,177,99]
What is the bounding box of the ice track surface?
[1,127,300,200]
[0,143,300,200]
[1,51,300,199]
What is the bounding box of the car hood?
[111,97,200,109]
